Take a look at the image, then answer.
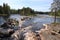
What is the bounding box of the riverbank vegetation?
[50,10,60,17]
[0,3,49,17]
[50,0,60,17]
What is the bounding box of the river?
[0,14,60,40]
[9,14,60,24]
[9,14,60,32]
[0,14,60,25]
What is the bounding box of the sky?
[0,0,53,12]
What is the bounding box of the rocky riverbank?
[39,24,60,40]
[0,16,60,40]
[0,17,43,40]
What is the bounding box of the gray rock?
[0,28,14,38]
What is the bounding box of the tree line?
[0,3,49,16]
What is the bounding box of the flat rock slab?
[39,24,60,40]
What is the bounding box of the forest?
[0,3,49,17]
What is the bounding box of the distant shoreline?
[49,15,60,18]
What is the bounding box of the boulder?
[0,28,14,38]
[11,30,24,40]
[1,22,9,28]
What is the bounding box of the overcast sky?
[0,0,53,12]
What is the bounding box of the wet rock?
[1,22,9,29]
[21,17,29,21]
[0,28,14,38]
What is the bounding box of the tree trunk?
[54,8,57,23]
